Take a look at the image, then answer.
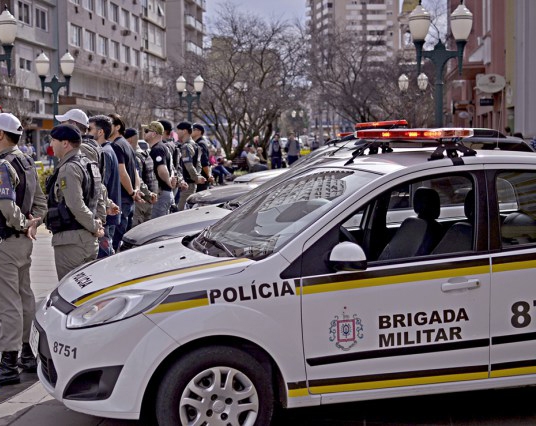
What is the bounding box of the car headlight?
[66,287,172,329]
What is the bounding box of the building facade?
[0,0,205,157]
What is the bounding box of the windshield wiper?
[204,235,234,257]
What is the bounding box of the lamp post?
[0,6,17,77]
[176,75,204,122]
[398,73,429,127]
[35,51,75,125]
[291,109,304,143]
[409,0,473,127]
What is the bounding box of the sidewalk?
[0,227,139,426]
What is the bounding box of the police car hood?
[122,204,230,246]
[57,237,252,305]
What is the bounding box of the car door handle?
[441,279,480,292]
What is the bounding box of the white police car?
[33,128,536,425]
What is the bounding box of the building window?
[35,7,47,31]
[111,40,120,60]
[98,35,108,56]
[83,0,94,11]
[17,1,31,25]
[85,30,96,52]
[110,2,119,23]
[70,24,82,47]
[122,45,130,63]
[131,15,139,33]
[121,9,129,28]
[96,0,107,17]
[70,0,81,4]
[19,58,32,71]
[133,49,140,67]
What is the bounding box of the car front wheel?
[156,345,274,426]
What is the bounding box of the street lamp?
[291,109,304,142]
[0,6,17,77]
[176,75,204,122]
[409,0,473,127]
[399,73,428,127]
[36,51,75,125]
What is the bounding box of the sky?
[205,0,307,26]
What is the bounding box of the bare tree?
[176,2,308,157]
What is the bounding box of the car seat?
[378,187,442,261]
[432,189,474,254]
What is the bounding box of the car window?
[195,168,378,260]
[341,173,475,262]
[497,171,536,247]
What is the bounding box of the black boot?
[0,351,20,385]
[18,343,37,373]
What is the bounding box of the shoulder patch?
[60,177,67,189]
[156,156,162,162]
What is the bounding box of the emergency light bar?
[355,119,408,130]
[356,128,474,140]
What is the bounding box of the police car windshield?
[196,168,377,260]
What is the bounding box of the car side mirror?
[329,241,367,271]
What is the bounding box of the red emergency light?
[356,128,474,140]
[355,120,408,130]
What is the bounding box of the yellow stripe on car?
[73,259,249,306]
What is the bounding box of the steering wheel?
[339,226,358,244]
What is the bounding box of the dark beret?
[192,123,205,133]
[176,121,192,131]
[124,128,138,139]
[158,119,173,132]
[50,124,82,143]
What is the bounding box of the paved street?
[2,226,536,425]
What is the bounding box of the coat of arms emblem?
[329,307,363,351]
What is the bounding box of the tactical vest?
[136,150,158,193]
[45,155,102,234]
[0,150,37,238]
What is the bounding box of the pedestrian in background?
[285,132,301,166]
[45,124,104,280]
[108,113,141,251]
[268,133,283,169]
[125,128,158,226]
[0,113,45,385]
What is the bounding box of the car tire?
[155,345,274,426]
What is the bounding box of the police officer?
[0,113,46,385]
[125,128,157,226]
[192,123,214,192]
[176,121,206,211]
[45,124,104,280]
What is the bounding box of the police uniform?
[0,145,47,383]
[46,148,102,280]
[132,145,158,226]
[177,137,202,211]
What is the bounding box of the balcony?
[185,14,195,29]
[186,41,203,56]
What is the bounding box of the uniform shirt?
[150,141,172,192]
[49,149,101,244]
[0,159,28,232]
[101,141,121,226]
[0,146,47,229]
[180,138,201,183]
[111,136,138,204]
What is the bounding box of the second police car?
[33,127,536,425]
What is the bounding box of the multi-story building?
[0,0,205,156]
[306,0,401,136]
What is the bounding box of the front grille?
[35,322,58,387]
